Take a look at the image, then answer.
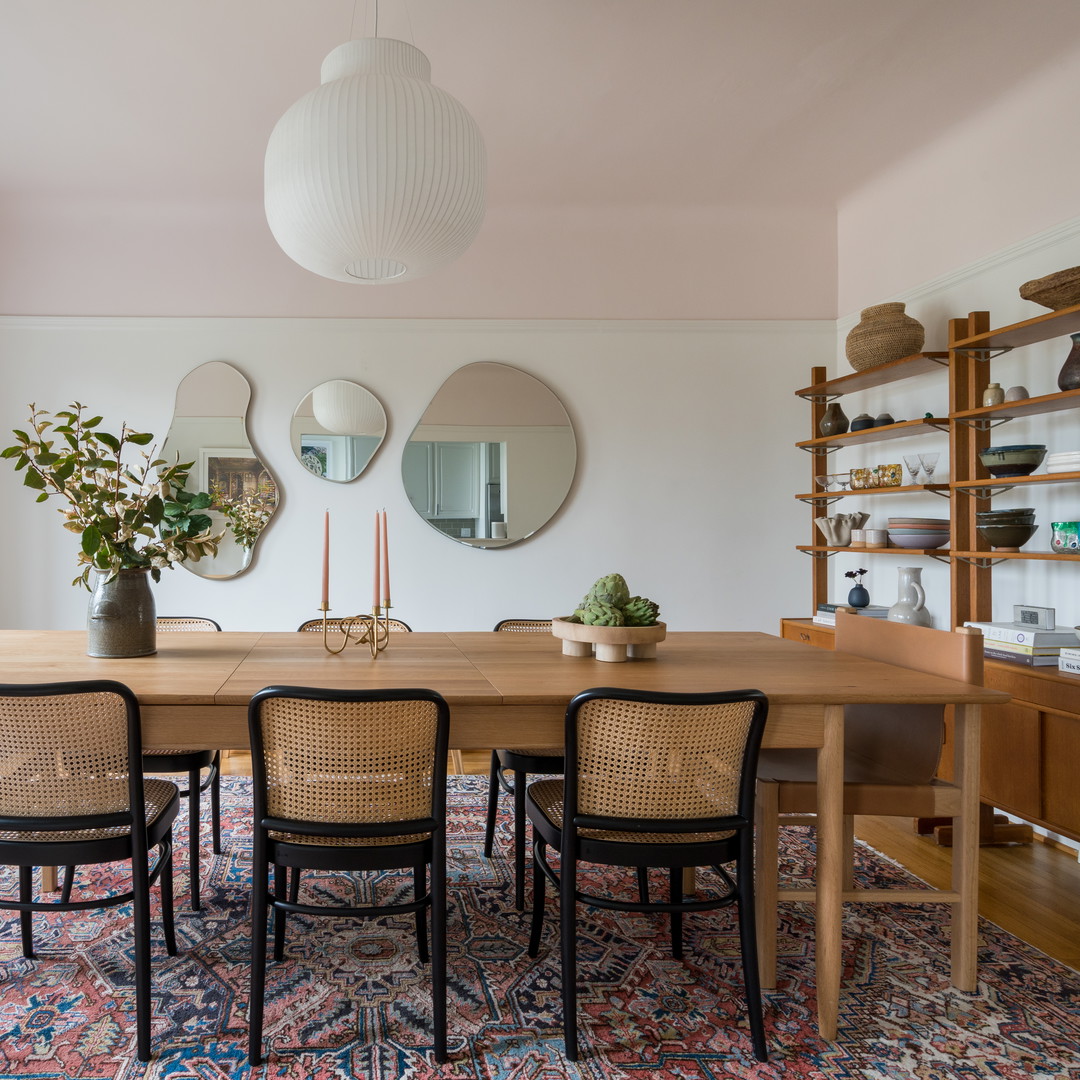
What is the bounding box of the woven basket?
[845,302,925,372]
[1019,266,1080,311]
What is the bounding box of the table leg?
[951,703,981,990]
[815,703,845,1042]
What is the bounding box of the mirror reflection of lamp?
[312,380,385,436]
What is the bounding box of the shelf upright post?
[808,366,831,611]
[949,312,992,629]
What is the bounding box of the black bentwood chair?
[247,686,450,1066]
[141,616,223,911]
[483,619,563,910]
[526,687,769,1063]
[0,680,180,1063]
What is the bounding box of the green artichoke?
[622,596,660,626]
[584,572,630,608]
[574,599,626,626]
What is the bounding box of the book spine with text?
[964,622,1077,646]
[983,647,1059,666]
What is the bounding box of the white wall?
[0,317,832,634]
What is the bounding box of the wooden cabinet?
[402,441,481,521]
[792,304,1080,843]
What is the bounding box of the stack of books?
[1059,647,1080,676]
[963,620,1078,666]
[813,603,890,626]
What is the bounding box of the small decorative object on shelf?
[555,572,665,661]
[873,412,896,426]
[1018,265,1080,310]
[888,566,933,627]
[845,567,870,608]
[814,512,868,547]
[1056,333,1080,391]
[1049,521,1080,554]
[1004,385,1029,402]
[850,412,875,431]
[982,382,1005,407]
[845,302,925,372]
[819,401,849,436]
[850,463,902,489]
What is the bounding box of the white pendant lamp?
[312,380,386,435]
[265,37,486,284]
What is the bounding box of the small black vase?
[819,402,849,436]
[847,584,870,609]
[1058,333,1080,391]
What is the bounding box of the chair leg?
[273,864,288,962]
[637,867,649,905]
[669,867,683,961]
[754,780,780,990]
[160,834,178,956]
[414,861,429,964]
[210,751,222,855]
[527,834,546,957]
[19,866,34,959]
[249,854,269,1066]
[188,766,201,911]
[60,865,75,904]
[560,844,579,1061]
[432,840,448,1063]
[131,838,153,1062]
[483,750,500,859]
[513,769,528,911]
[737,838,769,1062]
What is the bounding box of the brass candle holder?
[317,601,393,658]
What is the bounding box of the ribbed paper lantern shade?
[265,38,486,284]
[311,380,386,435]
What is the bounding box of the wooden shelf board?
[951,387,1080,421]
[797,545,951,556]
[952,470,1080,491]
[795,484,949,499]
[794,352,949,398]
[797,417,950,450]
[952,303,1080,351]
[952,550,1080,562]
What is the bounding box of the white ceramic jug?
[888,566,932,626]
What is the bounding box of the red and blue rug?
[0,774,1076,1078]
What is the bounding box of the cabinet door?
[1043,711,1080,840]
[979,702,1042,821]
[402,442,435,516]
[434,442,480,517]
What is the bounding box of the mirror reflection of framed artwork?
[199,448,278,507]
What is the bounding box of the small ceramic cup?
[865,529,889,547]
[850,529,866,547]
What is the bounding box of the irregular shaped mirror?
[162,361,278,578]
[291,379,387,482]
[402,362,576,547]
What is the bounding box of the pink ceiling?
[3,0,1080,319]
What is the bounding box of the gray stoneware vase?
[87,567,157,657]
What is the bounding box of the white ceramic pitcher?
[887,566,932,626]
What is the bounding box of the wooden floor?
[224,749,1080,972]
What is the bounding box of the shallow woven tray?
[1019,266,1080,311]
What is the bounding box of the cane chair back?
[484,618,561,909]
[246,685,450,1066]
[0,681,179,1062]
[754,612,984,990]
[296,617,412,633]
[156,616,222,631]
[526,686,769,1063]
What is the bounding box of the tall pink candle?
[380,510,390,606]
[372,510,381,612]
[321,510,330,607]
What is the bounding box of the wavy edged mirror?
[291,379,387,482]
[402,361,576,548]
[162,360,278,578]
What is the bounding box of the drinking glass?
[902,454,923,486]
[918,453,940,483]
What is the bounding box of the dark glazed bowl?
[977,523,1037,550]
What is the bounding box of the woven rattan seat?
[0,681,180,1063]
[483,618,563,910]
[247,685,450,1066]
[296,617,412,633]
[525,687,769,1063]
[141,617,223,911]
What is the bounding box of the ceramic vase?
[87,567,157,657]
[845,302,925,372]
[1057,333,1080,392]
[887,566,932,627]
[847,584,870,608]
[819,401,849,436]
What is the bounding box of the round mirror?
[291,379,387,482]
[402,362,576,547]
[162,360,278,578]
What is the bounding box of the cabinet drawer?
[780,619,835,650]
[985,662,1080,714]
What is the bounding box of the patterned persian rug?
[0,775,1077,1079]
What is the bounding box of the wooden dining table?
[0,627,1009,1041]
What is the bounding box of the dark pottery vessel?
[87,567,157,657]
[1058,333,1080,391]
[819,402,849,436]
[847,584,870,608]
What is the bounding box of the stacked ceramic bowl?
[1046,450,1080,475]
[887,517,950,549]
[976,507,1037,550]
[978,444,1047,477]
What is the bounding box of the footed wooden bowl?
[551,616,667,662]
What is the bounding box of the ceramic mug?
[850,529,866,547]
[865,529,889,547]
